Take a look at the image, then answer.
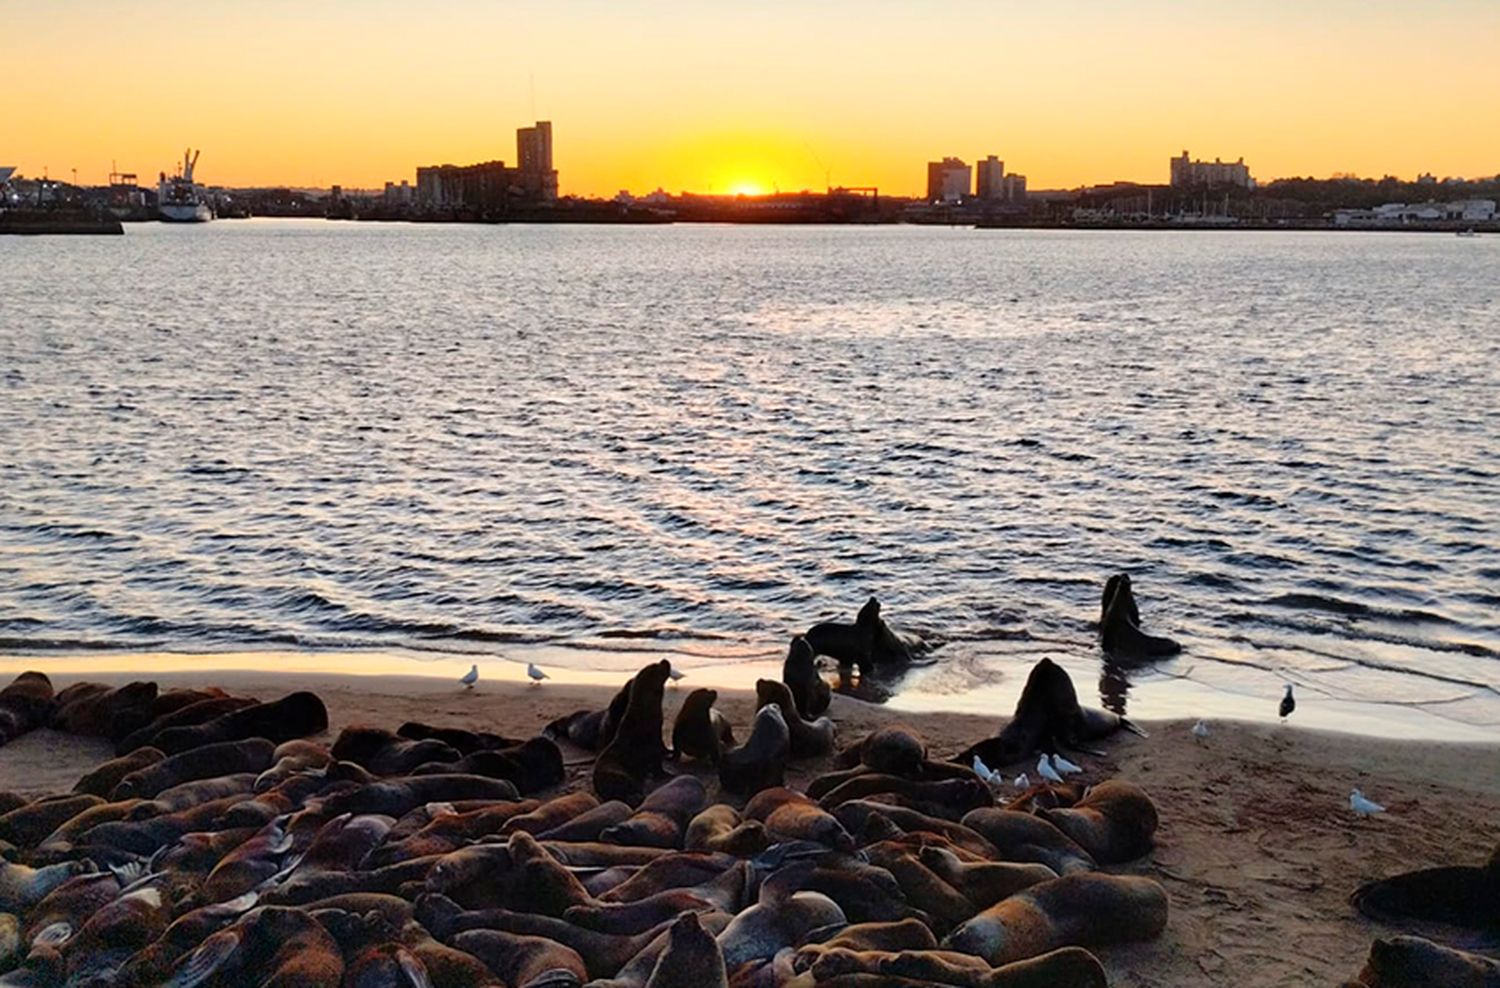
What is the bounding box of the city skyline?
[5,0,1499,196]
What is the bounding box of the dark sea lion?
[150,691,329,755]
[943,873,1168,965]
[579,912,734,988]
[72,746,166,798]
[819,775,992,819]
[832,726,928,776]
[36,797,143,848]
[718,705,789,797]
[21,871,121,949]
[165,905,345,988]
[62,883,173,984]
[804,596,923,674]
[563,888,718,937]
[684,805,768,856]
[806,944,1107,987]
[0,859,92,912]
[254,739,333,791]
[1351,842,1500,941]
[754,679,835,758]
[505,830,594,917]
[111,737,276,800]
[759,857,917,925]
[917,846,1056,910]
[596,852,738,904]
[397,720,525,753]
[51,679,158,740]
[593,661,672,804]
[450,927,588,987]
[502,792,601,836]
[332,725,463,776]
[1099,573,1181,660]
[137,772,258,815]
[365,799,540,867]
[79,793,248,856]
[1347,933,1500,988]
[834,801,999,859]
[263,855,443,907]
[219,771,333,830]
[782,636,831,719]
[601,776,707,849]
[115,696,258,756]
[959,808,1096,875]
[671,689,734,764]
[859,841,977,930]
[0,794,105,848]
[0,671,55,746]
[717,887,847,970]
[315,775,519,818]
[411,736,563,794]
[642,911,726,988]
[1036,780,1157,864]
[546,675,636,751]
[0,791,26,815]
[537,800,634,842]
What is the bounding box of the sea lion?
[79,793,249,856]
[803,596,922,673]
[959,808,1096,875]
[546,675,636,751]
[762,802,854,852]
[807,944,1107,987]
[596,852,738,904]
[593,661,672,804]
[0,859,91,912]
[397,721,525,753]
[61,884,173,984]
[832,726,928,776]
[537,800,634,842]
[783,636,831,719]
[759,858,917,925]
[365,799,541,867]
[1347,934,1500,988]
[410,736,564,794]
[800,918,940,956]
[254,740,334,791]
[0,794,105,848]
[164,905,345,988]
[136,772,258,815]
[150,691,329,755]
[114,696,258,755]
[111,737,276,800]
[564,887,720,937]
[858,841,979,931]
[942,873,1168,965]
[1350,842,1499,942]
[332,726,462,776]
[717,887,846,970]
[643,912,727,988]
[579,912,735,988]
[20,871,121,949]
[51,679,158,740]
[1036,780,1157,864]
[0,671,55,746]
[263,856,443,908]
[718,705,789,797]
[819,775,992,819]
[112,890,262,987]
[671,689,734,764]
[315,775,519,818]
[917,846,1056,911]
[601,776,707,849]
[684,805,768,856]
[754,679,835,758]
[505,830,594,917]
[1099,573,1180,660]
[72,746,166,798]
[503,792,601,836]
[833,801,998,859]
[450,928,589,986]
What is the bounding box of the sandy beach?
[1,665,1496,986]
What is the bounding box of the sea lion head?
[857,597,882,626]
[787,637,815,663]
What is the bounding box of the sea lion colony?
[0,582,1489,987]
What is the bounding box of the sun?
[727,180,766,197]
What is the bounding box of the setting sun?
[726,180,767,197]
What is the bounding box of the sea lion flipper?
[168,929,241,988]
[397,949,433,988]
[1121,719,1149,739]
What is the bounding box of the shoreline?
[0,669,1495,985]
[3,643,1496,743]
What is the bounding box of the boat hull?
[159,202,213,223]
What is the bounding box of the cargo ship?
[158,149,213,222]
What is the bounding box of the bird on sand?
[1279,684,1296,719]
[668,666,686,685]
[1038,754,1064,785]
[1012,773,1030,789]
[527,662,548,685]
[460,664,478,689]
[1052,753,1083,775]
[1350,789,1386,817]
[1191,719,1210,740]
[972,755,1001,788]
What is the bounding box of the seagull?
[1279,684,1296,720]
[1038,754,1064,785]
[1191,719,1210,740]
[527,662,548,685]
[1012,773,1030,789]
[972,755,1001,787]
[460,664,478,689]
[668,666,686,685]
[1052,753,1083,776]
[1350,789,1386,817]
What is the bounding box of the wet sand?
[0,666,1496,986]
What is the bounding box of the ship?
[158,149,213,222]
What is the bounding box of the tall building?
[926,157,971,204]
[517,121,558,201]
[1170,150,1253,188]
[976,156,1006,200]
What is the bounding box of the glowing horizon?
[5,1,1498,196]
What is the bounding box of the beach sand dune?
[0,669,1495,986]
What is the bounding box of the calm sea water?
[2,221,1497,726]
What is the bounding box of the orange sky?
[5,1,1498,195]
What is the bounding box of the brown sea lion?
[0,794,105,848]
[21,871,121,949]
[593,661,672,804]
[1346,934,1500,988]
[503,792,601,836]
[819,775,992,819]
[596,852,738,904]
[36,797,144,849]
[111,737,276,800]
[832,726,928,776]
[412,736,564,795]
[782,636,831,719]
[254,739,334,791]
[803,596,922,674]
[684,805,768,856]
[755,679,835,758]
[717,887,846,970]
[1036,780,1157,864]
[397,721,526,753]
[114,695,258,755]
[0,671,55,746]
[78,793,249,856]
[0,859,92,912]
[1099,573,1180,660]
[759,857,918,925]
[164,904,345,988]
[150,691,329,755]
[763,801,854,852]
[546,675,637,751]
[959,808,1096,875]
[51,679,158,740]
[601,776,708,849]
[506,830,594,917]
[110,889,261,986]
[315,775,520,818]
[72,746,166,798]
[671,689,734,764]
[943,873,1168,965]
[263,855,443,908]
[332,725,462,776]
[137,773,258,816]
[643,911,726,988]
[806,944,1107,987]
[833,801,999,859]
[1351,842,1500,941]
[563,887,719,937]
[718,705,789,797]
[917,846,1056,910]
[451,927,589,986]
[537,800,634,842]
[858,841,977,931]
[366,799,540,867]
[59,884,171,984]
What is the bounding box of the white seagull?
[972,755,1001,788]
[527,662,548,685]
[668,666,686,685]
[1191,719,1210,740]
[1012,773,1030,789]
[1038,754,1064,785]
[1052,753,1083,775]
[1350,789,1386,817]
[460,664,478,689]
